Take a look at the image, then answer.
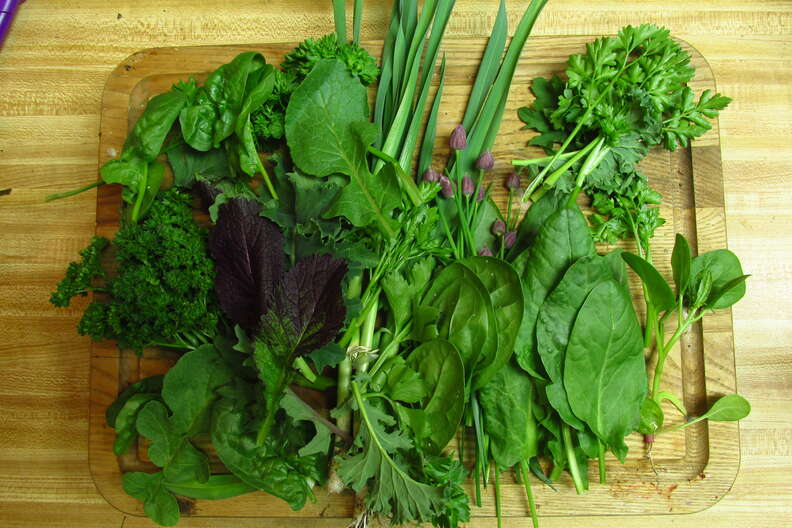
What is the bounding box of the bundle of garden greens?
[51,1,751,527]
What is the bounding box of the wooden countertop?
[0,1,790,526]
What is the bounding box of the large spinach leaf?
[405,339,465,454]
[416,262,497,388]
[564,280,646,459]
[536,254,622,429]
[459,256,524,388]
[512,206,595,377]
[479,361,538,469]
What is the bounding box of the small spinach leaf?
[622,252,676,312]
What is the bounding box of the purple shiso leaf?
[262,254,348,357]
[210,197,284,332]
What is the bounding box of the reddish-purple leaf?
[210,198,284,331]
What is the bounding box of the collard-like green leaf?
[285,60,400,236]
[513,206,595,377]
[460,256,524,388]
[564,280,647,458]
[479,361,538,469]
[406,340,465,453]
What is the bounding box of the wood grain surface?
[1,1,790,527]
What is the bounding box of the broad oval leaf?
[564,280,647,456]
[701,394,751,422]
[622,251,676,312]
[479,361,538,468]
[460,256,524,388]
[419,263,497,386]
[536,254,623,430]
[406,339,465,454]
[513,206,595,377]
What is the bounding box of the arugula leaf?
[280,390,333,457]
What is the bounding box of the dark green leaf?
[106,375,163,428]
[163,474,255,501]
[672,233,692,296]
[564,280,647,459]
[123,472,180,527]
[166,144,229,189]
[113,393,160,455]
[622,252,676,312]
[689,249,747,309]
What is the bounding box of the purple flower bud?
[449,124,467,150]
[439,175,454,198]
[478,247,493,257]
[476,186,485,202]
[505,172,521,190]
[422,167,441,183]
[491,219,506,236]
[504,231,517,249]
[476,151,495,171]
[462,175,475,196]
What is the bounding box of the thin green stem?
[494,467,503,528]
[519,461,539,528]
[293,357,316,383]
[45,180,103,202]
[561,423,585,494]
[531,137,597,202]
[130,162,148,223]
[597,439,606,484]
[512,149,579,166]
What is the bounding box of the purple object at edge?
[0,0,23,49]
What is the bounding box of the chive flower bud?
[491,219,506,236]
[439,175,454,198]
[476,186,485,202]
[449,125,467,150]
[462,175,474,196]
[475,151,495,171]
[505,172,520,189]
[504,231,517,249]
[478,247,493,257]
[423,167,441,183]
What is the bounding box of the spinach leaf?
[508,190,568,260]
[479,361,538,469]
[671,233,692,296]
[405,339,465,454]
[211,396,323,510]
[622,252,676,312]
[700,394,751,422]
[122,471,180,527]
[161,344,234,434]
[179,104,217,152]
[106,375,163,428]
[162,474,255,501]
[417,262,497,388]
[564,280,646,459]
[166,143,229,188]
[512,206,595,377]
[128,89,190,160]
[689,249,747,309]
[459,256,524,389]
[536,254,622,429]
[113,393,160,455]
[136,400,211,484]
[286,59,400,236]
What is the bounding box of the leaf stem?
[494,467,503,528]
[597,439,606,484]
[561,423,585,494]
[512,149,579,166]
[45,180,104,202]
[519,460,539,528]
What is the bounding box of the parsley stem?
[512,149,578,166]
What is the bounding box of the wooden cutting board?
[89,36,739,524]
